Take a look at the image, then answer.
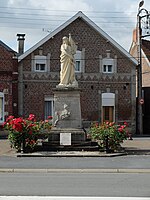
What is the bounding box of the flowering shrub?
[90,122,129,152]
[3,114,52,152]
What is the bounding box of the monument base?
[48,127,86,145]
[46,87,87,148]
[42,128,99,151]
[52,87,82,129]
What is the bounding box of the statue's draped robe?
[59,35,77,86]
[60,44,75,85]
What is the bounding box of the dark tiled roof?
[142,39,150,62]
[0,40,15,52]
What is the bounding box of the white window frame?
[0,92,4,124]
[102,58,114,74]
[34,55,47,72]
[74,50,82,72]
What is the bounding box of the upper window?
[74,51,82,72]
[75,60,81,72]
[0,92,4,124]
[103,65,113,73]
[102,58,114,74]
[34,55,47,72]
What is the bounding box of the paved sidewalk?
[122,137,150,154]
[0,139,16,156]
[0,137,150,157]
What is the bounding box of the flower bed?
[90,122,129,152]
[3,114,52,152]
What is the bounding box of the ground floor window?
[0,92,4,124]
[44,97,54,120]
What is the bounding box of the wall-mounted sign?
[139,99,144,105]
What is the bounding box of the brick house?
[130,29,150,133]
[0,40,18,125]
[18,11,137,133]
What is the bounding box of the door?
[143,87,150,134]
[102,106,114,123]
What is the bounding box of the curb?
[16,152,127,158]
[0,168,150,173]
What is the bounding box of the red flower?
[30,140,35,144]
[48,116,53,120]
[95,122,99,127]
[28,124,35,128]
[29,130,32,135]
[118,127,123,132]
[6,115,14,122]
[121,125,125,129]
[12,123,23,132]
[124,121,128,126]
[109,122,114,126]
[28,114,35,121]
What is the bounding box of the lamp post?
[137,1,150,135]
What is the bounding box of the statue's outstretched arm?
[69,34,77,55]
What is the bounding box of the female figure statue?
[58,34,78,87]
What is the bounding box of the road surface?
[0,172,149,197]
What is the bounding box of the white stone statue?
[58,34,78,88]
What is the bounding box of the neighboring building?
[140,39,150,87]
[18,11,137,133]
[130,29,150,87]
[0,40,18,125]
[130,29,150,133]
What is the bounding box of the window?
[75,60,81,72]
[74,51,82,72]
[36,63,45,71]
[0,92,4,124]
[102,93,115,123]
[102,58,114,73]
[34,55,47,72]
[103,65,113,73]
[44,97,54,120]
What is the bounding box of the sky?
[0,0,150,53]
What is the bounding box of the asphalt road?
[0,155,150,169]
[0,197,149,200]
[0,173,149,197]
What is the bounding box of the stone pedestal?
[48,128,85,145]
[49,87,86,145]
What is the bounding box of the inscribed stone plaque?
[60,133,71,146]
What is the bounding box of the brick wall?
[0,42,18,119]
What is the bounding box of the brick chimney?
[17,33,25,55]
[132,28,138,44]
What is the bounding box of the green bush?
[3,114,52,152]
[90,122,129,152]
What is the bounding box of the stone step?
[42,145,100,151]
[35,142,99,151]
[42,141,98,147]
